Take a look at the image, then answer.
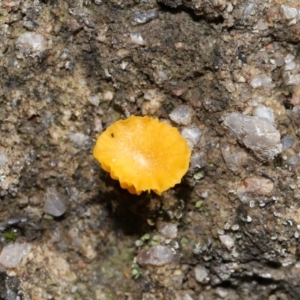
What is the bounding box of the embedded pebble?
[181,127,202,149]
[0,243,31,268]
[133,10,159,24]
[280,5,298,21]
[236,176,274,203]
[69,132,91,150]
[43,187,67,217]
[15,32,46,58]
[130,32,144,45]
[283,73,300,85]
[250,76,272,89]
[190,152,206,169]
[183,294,194,300]
[222,113,282,161]
[253,105,274,124]
[0,152,7,169]
[137,245,174,267]
[169,105,195,125]
[194,265,209,283]
[87,95,100,106]
[156,221,178,239]
[282,135,294,151]
[219,235,234,250]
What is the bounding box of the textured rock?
[156,221,178,239]
[194,265,209,283]
[237,176,274,203]
[15,32,46,58]
[219,235,234,251]
[0,243,31,268]
[137,245,174,267]
[169,105,195,125]
[43,187,67,217]
[222,113,282,161]
[181,127,202,149]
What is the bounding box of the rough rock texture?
[222,113,282,161]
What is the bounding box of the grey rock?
[194,265,209,283]
[181,127,202,149]
[156,221,178,239]
[0,243,31,268]
[137,245,174,267]
[222,113,282,161]
[43,187,67,217]
[15,32,46,58]
[169,105,195,125]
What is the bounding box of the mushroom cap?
[93,115,191,195]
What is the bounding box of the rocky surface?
[0,0,300,299]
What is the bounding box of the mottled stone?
[181,127,202,149]
[15,32,46,58]
[43,187,67,217]
[222,113,282,161]
[156,221,178,239]
[0,243,31,268]
[237,176,274,203]
[137,245,174,267]
[194,265,209,283]
[169,105,195,125]
[219,235,234,250]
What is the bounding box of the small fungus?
[93,115,191,195]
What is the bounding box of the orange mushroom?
[93,115,191,195]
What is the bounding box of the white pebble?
[15,32,46,58]
[250,76,272,89]
[281,5,298,20]
[130,32,144,45]
[181,127,202,149]
[253,105,275,124]
[169,105,195,125]
[219,235,235,250]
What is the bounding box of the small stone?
[69,132,91,150]
[133,10,158,24]
[281,5,298,20]
[156,221,178,239]
[169,105,195,125]
[282,135,294,151]
[236,176,274,203]
[219,235,234,250]
[194,265,209,283]
[190,152,206,169]
[183,294,194,300]
[181,127,202,149]
[103,91,113,101]
[0,152,8,169]
[250,76,272,89]
[87,94,100,106]
[222,113,282,161]
[130,32,144,45]
[253,105,274,124]
[15,32,46,58]
[43,187,67,217]
[137,245,174,267]
[0,243,31,268]
[283,73,300,85]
